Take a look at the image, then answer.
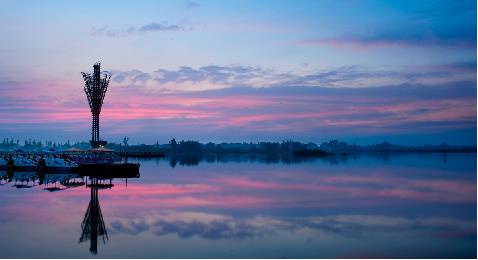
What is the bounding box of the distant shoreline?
[118,149,476,158]
[120,151,475,167]
[1,139,476,157]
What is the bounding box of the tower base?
[91,140,108,149]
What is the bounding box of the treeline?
[164,139,476,155]
[0,138,90,151]
[167,139,314,155]
[1,136,475,155]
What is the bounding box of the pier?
[0,151,140,177]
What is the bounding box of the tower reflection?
[0,167,140,255]
[79,178,110,255]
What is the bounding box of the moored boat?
[12,156,37,171]
[39,156,78,173]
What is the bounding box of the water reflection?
[0,154,475,258]
[11,172,38,188]
[165,154,347,166]
[139,152,456,167]
[80,178,109,254]
[109,210,476,242]
[0,170,137,255]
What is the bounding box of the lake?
[0,153,475,258]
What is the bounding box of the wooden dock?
[78,163,140,178]
[1,162,140,178]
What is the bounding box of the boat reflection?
[0,169,139,255]
[11,172,38,188]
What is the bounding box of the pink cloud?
[0,79,475,139]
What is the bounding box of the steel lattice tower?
[81,62,111,149]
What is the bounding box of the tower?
[82,62,111,149]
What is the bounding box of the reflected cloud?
[111,219,149,235]
[109,212,294,240]
[0,157,475,258]
[108,211,476,241]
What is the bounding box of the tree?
[170,138,177,152]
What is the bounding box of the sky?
[0,0,476,145]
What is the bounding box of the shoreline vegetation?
[0,138,475,157]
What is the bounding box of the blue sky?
[0,0,476,145]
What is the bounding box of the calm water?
[0,153,475,258]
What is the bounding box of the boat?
[0,152,140,178]
[65,148,120,164]
[12,156,38,171]
[0,157,7,166]
[40,156,78,172]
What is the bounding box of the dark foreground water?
[0,153,475,258]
